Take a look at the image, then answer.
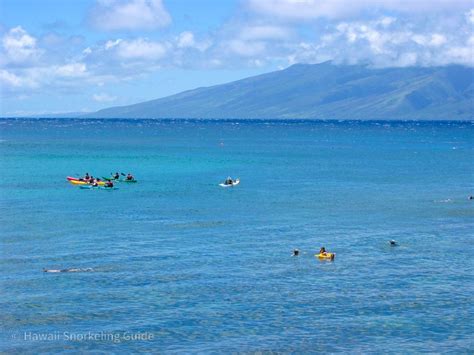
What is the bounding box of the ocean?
[1,118,473,353]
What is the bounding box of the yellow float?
[315,252,335,260]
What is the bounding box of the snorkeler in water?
[43,268,93,273]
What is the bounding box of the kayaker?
[126,173,134,181]
[84,173,90,181]
[225,176,233,185]
[91,179,98,187]
[319,247,327,255]
[105,181,114,188]
[113,172,120,180]
[292,249,300,257]
[389,240,398,246]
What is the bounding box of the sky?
[0,0,473,116]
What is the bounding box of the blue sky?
[1,0,473,116]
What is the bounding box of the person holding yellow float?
[316,246,335,260]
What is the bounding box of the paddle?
[103,172,116,181]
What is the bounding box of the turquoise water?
[1,118,473,353]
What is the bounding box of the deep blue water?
[1,118,473,353]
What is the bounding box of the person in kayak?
[126,173,134,181]
[292,249,300,257]
[105,180,114,188]
[389,240,398,246]
[319,247,327,255]
[113,172,120,180]
[225,176,233,185]
[84,173,90,181]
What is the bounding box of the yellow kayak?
[316,252,335,260]
[69,180,106,186]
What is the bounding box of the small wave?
[43,267,94,273]
[434,199,453,203]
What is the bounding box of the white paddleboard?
[219,179,240,187]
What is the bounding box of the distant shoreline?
[1,117,473,124]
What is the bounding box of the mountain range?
[83,61,473,120]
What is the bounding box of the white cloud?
[0,69,20,87]
[335,20,395,54]
[105,39,122,49]
[239,25,292,41]
[396,52,418,67]
[227,39,266,57]
[177,31,211,51]
[0,69,37,88]
[55,63,87,77]
[376,16,396,27]
[79,9,473,70]
[116,38,167,59]
[89,0,171,31]
[247,58,265,67]
[443,44,474,66]
[209,58,223,67]
[177,31,195,48]
[468,36,474,47]
[467,8,474,23]
[247,0,474,20]
[412,34,447,47]
[247,0,349,20]
[93,92,117,102]
[2,26,42,64]
[288,16,474,67]
[429,34,447,47]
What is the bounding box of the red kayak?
[67,176,83,181]
[67,176,100,181]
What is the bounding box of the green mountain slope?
[84,62,474,120]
